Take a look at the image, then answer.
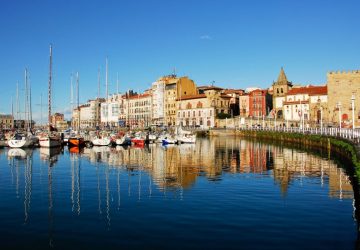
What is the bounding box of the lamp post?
[274,110,277,129]
[351,94,355,131]
[337,101,342,131]
[317,97,323,132]
[320,106,323,133]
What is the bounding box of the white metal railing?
[238,126,360,144]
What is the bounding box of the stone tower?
[272,67,293,118]
[327,70,360,127]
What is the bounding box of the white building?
[151,80,165,125]
[127,92,152,128]
[283,85,327,126]
[101,94,125,128]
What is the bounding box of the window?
[193,111,195,117]
[186,102,192,109]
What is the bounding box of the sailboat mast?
[76,72,80,132]
[11,96,14,129]
[116,72,119,94]
[105,57,109,127]
[98,68,100,99]
[16,82,19,121]
[29,74,32,129]
[48,44,53,128]
[70,73,74,112]
[24,68,28,130]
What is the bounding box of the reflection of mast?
[24,154,32,224]
[105,167,111,229]
[97,166,102,215]
[117,168,121,209]
[48,162,54,248]
[70,153,81,215]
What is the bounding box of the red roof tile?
[287,86,327,96]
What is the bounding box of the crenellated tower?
[327,70,360,127]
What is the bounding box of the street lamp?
[317,98,323,132]
[351,94,355,131]
[337,101,342,130]
[320,106,323,133]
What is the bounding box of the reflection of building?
[272,148,352,198]
[80,138,353,200]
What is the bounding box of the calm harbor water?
[0,137,358,249]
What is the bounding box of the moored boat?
[68,136,85,147]
[92,136,111,146]
[8,133,36,148]
[39,134,62,148]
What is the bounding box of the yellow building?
[161,75,197,126]
[0,114,14,129]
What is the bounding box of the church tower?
[272,67,292,118]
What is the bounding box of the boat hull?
[92,137,111,146]
[68,137,85,147]
[8,139,33,148]
[39,137,62,148]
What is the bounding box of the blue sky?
[1,0,359,122]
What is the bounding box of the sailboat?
[91,57,111,146]
[68,72,85,147]
[39,44,62,148]
[175,126,196,144]
[8,69,38,148]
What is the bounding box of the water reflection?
[0,137,357,249]
[72,138,353,200]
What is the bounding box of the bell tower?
[272,67,292,118]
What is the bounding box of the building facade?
[51,113,64,129]
[283,85,327,127]
[163,75,198,126]
[127,93,152,128]
[0,114,14,129]
[151,80,166,125]
[176,87,231,129]
[239,94,250,117]
[248,89,270,118]
[327,70,360,128]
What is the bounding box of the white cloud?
[200,35,212,40]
